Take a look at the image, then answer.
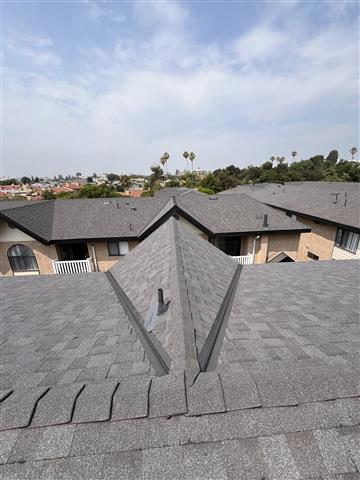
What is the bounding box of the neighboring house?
[0,190,309,276]
[220,182,360,262]
[1,218,359,477]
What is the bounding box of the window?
[7,244,39,272]
[307,251,319,261]
[107,240,129,256]
[335,228,359,254]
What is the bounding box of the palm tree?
[183,151,189,171]
[291,151,297,161]
[189,152,196,172]
[350,147,358,160]
[278,156,286,165]
[160,152,169,178]
[76,172,82,179]
[270,156,275,166]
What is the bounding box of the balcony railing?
[231,254,254,265]
[52,258,92,274]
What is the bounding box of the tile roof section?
[220,181,360,230]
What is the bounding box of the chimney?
[157,288,168,315]
[263,214,269,227]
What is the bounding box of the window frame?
[335,228,359,254]
[7,244,39,272]
[307,251,319,261]
[107,240,130,257]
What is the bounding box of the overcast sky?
[3,0,359,178]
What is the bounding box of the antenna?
[330,193,341,204]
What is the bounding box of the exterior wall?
[267,232,300,262]
[332,245,360,260]
[251,234,269,264]
[0,219,34,242]
[88,239,139,272]
[295,216,337,261]
[0,240,58,276]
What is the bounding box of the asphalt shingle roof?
[0,190,309,244]
[220,181,360,230]
[1,219,359,479]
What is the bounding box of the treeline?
[144,150,359,195]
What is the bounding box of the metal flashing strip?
[198,264,242,372]
[106,271,171,376]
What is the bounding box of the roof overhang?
[0,212,50,245]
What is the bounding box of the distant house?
[0,190,310,276]
[221,182,360,261]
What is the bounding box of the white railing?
[52,258,92,274]
[231,254,254,265]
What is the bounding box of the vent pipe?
[263,214,269,227]
[157,289,169,315]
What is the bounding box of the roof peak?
[109,217,240,377]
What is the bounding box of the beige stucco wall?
[0,219,35,242]
[88,239,139,272]
[267,232,301,262]
[295,216,337,261]
[0,240,58,276]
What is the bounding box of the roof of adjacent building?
[0,190,310,244]
[1,218,359,479]
[220,181,360,231]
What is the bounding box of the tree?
[189,152,196,172]
[326,150,339,165]
[107,173,119,182]
[350,147,358,160]
[21,176,31,184]
[277,156,286,165]
[291,151,297,161]
[118,175,131,192]
[270,156,275,165]
[183,151,189,171]
[43,189,55,200]
[86,177,93,183]
[160,152,169,175]
[75,172,82,179]
[76,184,117,198]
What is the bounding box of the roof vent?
[157,289,169,315]
[331,193,341,204]
[263,214,269,227]
[130,206,137,211]
[209,196,218,200]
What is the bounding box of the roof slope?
[220,182,360,230]
[1,225,359,478]
[0,201,54,242]
[110,217,239,373]
[177,190,310,234]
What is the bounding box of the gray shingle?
[221,181,360,230]
[31,383,85,427]
[72,380,118,423]
[0,387,49,430]
[9,425,75,462]
[112,376,151,420]
[149,372,187,418]
[187,372,225,416]
[220,370,262,411]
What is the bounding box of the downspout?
[90,243,99,272]
[252,235,260,264]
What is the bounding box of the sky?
[2,0,359,178]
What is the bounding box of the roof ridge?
[138,197,175,237]
[170,218,199,379]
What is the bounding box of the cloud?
[4,1,359,177]
[6,30,60,66]
[82,1,126,23]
